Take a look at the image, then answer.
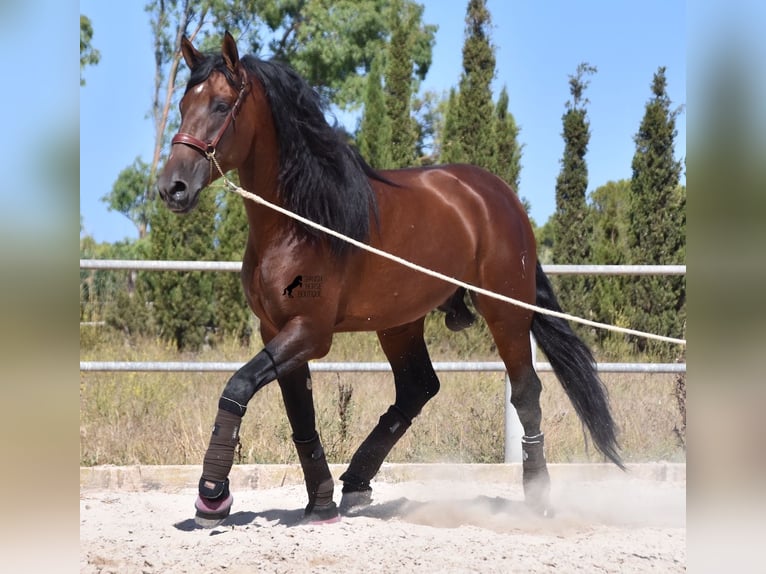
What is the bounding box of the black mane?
[186,53,382,255]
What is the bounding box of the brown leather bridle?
[171,73,250,159]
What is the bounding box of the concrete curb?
[80,462,685,492]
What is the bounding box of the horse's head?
[157,32,253,213]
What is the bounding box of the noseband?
[172,73,250,159]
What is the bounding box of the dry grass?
[80,328,685,467]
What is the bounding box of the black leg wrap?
[294,433,338,520]
[340,405,412,491]
[201,409,242,485]
[522,433,553,517]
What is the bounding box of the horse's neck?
[238,149,284,251]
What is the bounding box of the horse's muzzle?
[157,175,201,214]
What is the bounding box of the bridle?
[171,73,250,160]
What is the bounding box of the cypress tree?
[553,63,597,323]
[358,55,392,169]
[385,0,417,168]
[440,87,462,163]
[627,67,685,357]
[493,85,523,193]
[452,0,496,170]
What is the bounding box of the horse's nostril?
[171,181,187,202]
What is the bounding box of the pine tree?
[627,67,685,357]
[385,0,417,168]
[553,63,597,323]
[492,85,523,194]
[451,0,496,170]
[358,55,393,169]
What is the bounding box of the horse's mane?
[186,53,382,255]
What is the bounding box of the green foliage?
[252,0,436,110]
[80,234,151,326]
[552,63,597,321]
[358,55,393,169]
[103,157,152,238]
[411,90,442,165]
[149,193,217,351]
[213,187,254,345]
[440,87,462,163]
[534,219,554,265]
[492,86,523,194]
[385,0,418,168]
[449,0,496,170]
[627,67,685,357]
[80,14,100,86]
[585,180,631,345]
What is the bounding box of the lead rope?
[206,153,685,346]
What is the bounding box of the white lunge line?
[210,157,685,346]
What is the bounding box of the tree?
[450,0,496,170]
[586,179,631,352]
[149,192,217,351]
[104,157,152,239]
[552,63,597,323]
[255,0,436,110]
[626,67,685,357]
[385,0,417,168]
[440,87,462,163]
[411,89,442,165]
[80,15,101,86]
[357,55,392,169]
[213,186,253,345]
[492,85,523,194]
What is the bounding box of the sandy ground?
[80,467,685,573]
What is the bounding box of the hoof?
[194,493,233,528]
[339,489,373,515]
[302,502,341,525]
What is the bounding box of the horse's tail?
[530,262,624,469]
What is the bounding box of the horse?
[157,32,623,527]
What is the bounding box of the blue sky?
[80,0,686,244]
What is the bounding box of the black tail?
[531,262,624,469]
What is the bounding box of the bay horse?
[157,32,622,527]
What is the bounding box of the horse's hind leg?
[478,301,553,516]
[339,318,440,513]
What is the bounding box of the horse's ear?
[180,36,203,70]
[221,31,240,74]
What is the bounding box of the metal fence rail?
[79,360,685,374]
[80,259,686,275]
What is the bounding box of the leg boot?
[522,433,554,517]
[339,405,411,513]
[294,433,339,524]
[194,408,241,527]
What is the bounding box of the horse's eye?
[214,101,230,114]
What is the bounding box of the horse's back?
[374,163,535,256]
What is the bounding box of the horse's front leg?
[194,318,333,527]
[278,363,339,523]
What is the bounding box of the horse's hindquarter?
[335,165,537,331]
